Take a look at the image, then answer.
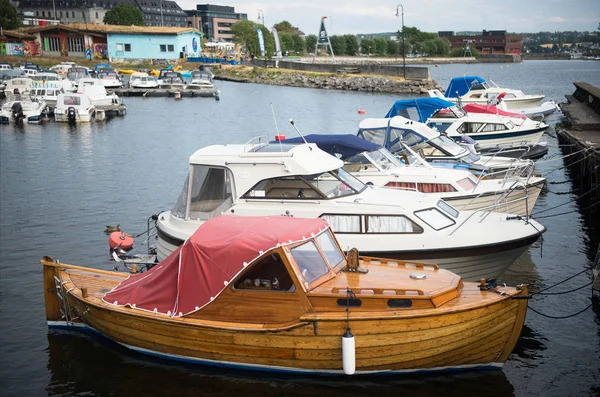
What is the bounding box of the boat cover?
[103,215,329,317]
[384,98,455,122]
[445,76,486,98]
[462,104,526,119]
[276,134,381,159]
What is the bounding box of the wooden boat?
[42,215,528,375]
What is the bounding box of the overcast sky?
[176,0,599,35]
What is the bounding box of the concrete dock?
[112,88,218,98]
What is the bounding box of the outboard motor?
[67,106,77,124]
[11,102,25,124]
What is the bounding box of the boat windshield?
[291,239,332,286]
[347,149,402,171]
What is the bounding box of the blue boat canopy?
[385,97,455,122]
[275,134,381,159]
[445,76,486,98]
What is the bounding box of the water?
[1,60,599,396]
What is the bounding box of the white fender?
[342,328,355,375]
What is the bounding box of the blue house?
[105,26,202,62]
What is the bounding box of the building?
[438,30,522,55]
[185,4,247,42]
[23,24,202,60]
[16,0,188,27]
[0,30,40,56]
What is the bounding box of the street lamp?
[395,4,405,79]
[257,9,264,26]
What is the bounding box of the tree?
[0,0,21,30]
[305,34,317,53]
[273,21,295,33]
[103,4,143,26]
[344,35,359,56]
[291,35,305,54]
[329,35,346,55]
[373,38,387,56]
[360,38,374,55]
[232,20,261,57]
[386,40,399,57]
[278,31,294,55]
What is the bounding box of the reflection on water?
[510,325,548,365]
[46,330,515,397]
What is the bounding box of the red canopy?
[462,104,526,119]
[103,216,329,317]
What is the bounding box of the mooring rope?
[527,303,593,319]
[533,199,600,219]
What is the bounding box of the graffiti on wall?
[5,43,24,55]
[0,43,6,55]
[93,43,108,59]
[22,41,39,56]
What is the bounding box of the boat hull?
[156,225,541,281]
[44,263,528,374]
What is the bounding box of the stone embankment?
[216,66,443,94]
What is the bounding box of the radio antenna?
[288,118,308,144]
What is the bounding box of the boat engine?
[11,102,24,124]
[67,106,77,124]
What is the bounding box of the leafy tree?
[231,20,273,58]
[329,35,346,55]
[291,35,305,54]
[305,34,317,53]
[344,34,359,56]
[373,38,387,56]
[360,38,374,55]
[273,21,295,33]
[432,37,450,56]
[103,4,143,26]
[278,31,294,54]
[386,40,399,56]
[0,0,21,30]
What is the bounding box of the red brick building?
[438,30,522,55]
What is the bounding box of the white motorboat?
[66,67,91,89]
[158,71,186,90]
[278,134,545,217]
[429,89,559,121]
[54,93,95,123]
[3,77,34,97]
[129,72,158,89]
[0,93,47,124]
[78,84,125,113]
[98,70,123,89]
[386,98,549,159]
[153,139,545,281]
[357,116,537,178]
[438,76,544,109]
[30,73,75,110]
[186,70,217,94]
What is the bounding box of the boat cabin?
[104,215,463,323]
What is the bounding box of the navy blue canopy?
[445,76,486,98]
[385,97,455,122]
[275,134,381,159]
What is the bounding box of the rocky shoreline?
[215,66,443,94]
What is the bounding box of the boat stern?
[41,256,63,323]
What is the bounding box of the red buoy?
[274,134,286,141]
[357,109,366,115]
[109,231,134,251]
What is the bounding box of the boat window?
[315,230,345,268]
[387,299,412,308]
[416,183,457,193]
[414,208,455,230]
[365,215,423,234]
[457,177,477,191]
[429,135,468,157]
[172,165,234,220]
[243,176,324,199]
[357,128,386,146]
[427,122,453,132]
[437,199,460,218]
[233,253,295,292]
[321,214,361,233]
[390,128,423,153]
[458,122,484,134]
[291,240,331,285]
[360,149,402,171]
[506,121,515,129]
[480,123,508,132]
[63,96,80,106]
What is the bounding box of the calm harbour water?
[1,60,599,396]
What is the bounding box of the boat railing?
[449,181,531,236]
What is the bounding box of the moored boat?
[54,93,95,123]
[42,215,529,375]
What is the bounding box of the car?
[0,63,14,70]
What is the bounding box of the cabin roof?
[189,143,344,177]
[103,215,330,317]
